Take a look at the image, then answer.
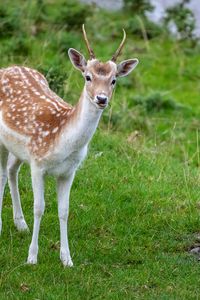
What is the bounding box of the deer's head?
[68,25,139,110]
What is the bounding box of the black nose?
[96,95,108,104]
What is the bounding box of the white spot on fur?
[52,127,59,133]
[42,131,50,137]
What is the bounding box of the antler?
[82,24,95,59]
[111,29,126,62]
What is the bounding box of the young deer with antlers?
[0,25,138,266]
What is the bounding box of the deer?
[0,25,138,266]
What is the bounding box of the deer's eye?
[111,79,116,85]
[85,75,91,82]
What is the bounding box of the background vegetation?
[1,0,200,299]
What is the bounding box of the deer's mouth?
[97,102,107,109]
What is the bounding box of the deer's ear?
[68,48,87,72]
[117,59,139,77]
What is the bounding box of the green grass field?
[1,1,200,299]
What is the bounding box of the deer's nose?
[96,95,108,104]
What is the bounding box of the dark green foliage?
[164,0,196,41]
[0,5,21,37]
[127,17,163,39]
[57,32,82,55]
[123,0,161,39]
[123,0,153,15]
[133,92,181,112]
[46,0,92,30]
[38,66,68,98]
[59,0,92,29]
[6,34,31,56]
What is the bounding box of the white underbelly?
[0,112,30,161]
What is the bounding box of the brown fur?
[90,61,114,76]
[0,66,74,157]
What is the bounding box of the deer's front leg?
[0,145,8,235]
[7,154,28,232]
[57,173,75,267]
[27,165,45,264]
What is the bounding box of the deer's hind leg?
[0,144,8,234]
[7,153,29,232]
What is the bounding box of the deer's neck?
[62,88,102,151]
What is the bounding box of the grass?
[1,131,200,299]
[1,0,200,299]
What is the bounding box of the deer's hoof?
[15,218,29,232]
[27,254,37,265]
[61,252,73,267]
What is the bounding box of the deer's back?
[0,66,73,159]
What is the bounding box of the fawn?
[0,25,138,266]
